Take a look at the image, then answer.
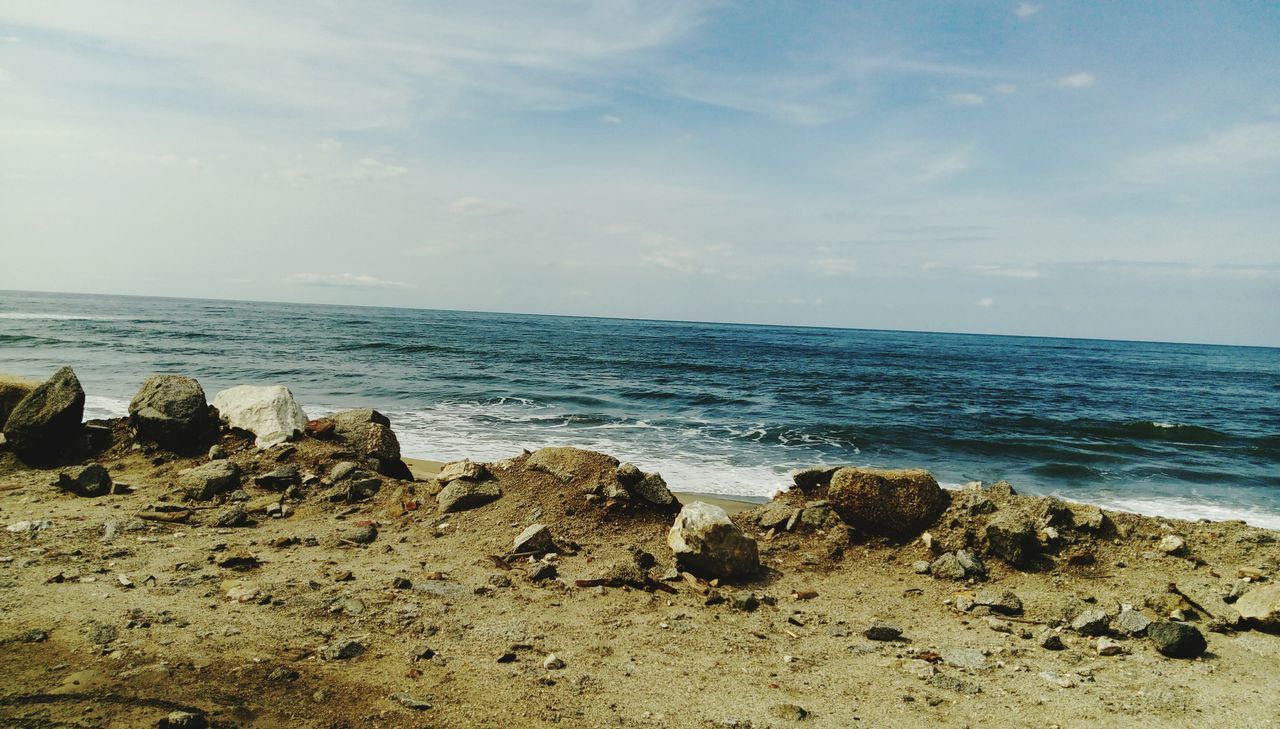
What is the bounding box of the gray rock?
[3,366,84,458]
[864,621,903,641]
[792,465,841,492]
[255,465,300,490]
[1148,621,1206,658]
[912,560,932,574]
[177,460,241,500]
[615,463,644,486]
[346,525,378,544]
[0,374,39,431]
[1069,504,1105,531]
[1235,584,1280,632]
[437,479,502,513]
[346,476,382,501]
[542,653,566,670]
[55,463,112,497]
[984,510,1038,566]
[128,375,212,449]
[799,500,833,529]
[213,504,248,528]
[158,711,208,729]
[731,592,759,611]
[526,562,557,582]
[513,524,555,555]
[208,445,226,461]
[1038,628,1066,650]
[930,550,986,581]
[667,501,759,579]
[1112,607,1153,636]
[941,648,988,669]
[630,471,677,508]
[1038,496,1073,526]
[526,446,619,484]
[1156,534,1186,555]
[1096,636,1126,656]
[391,693,432,711]
[267,666,299,682]
[756,501,796,530]
[319,639,365,660]
[1071,609,1112,636]
[973,589,1023,616]
[437,460,490,484]
[959,489,997,515]
[330,461,360,481]
[86,622,117,645]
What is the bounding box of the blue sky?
[1,1,1277,345]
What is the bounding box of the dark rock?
[330,409,402,461]
[177,460,241,500]
[864,621,904,641]
[792,465,841,492]
[984,510,1038,566]
[826,467,948,539]
[267,666,299,682]
[1071,609,1112,636]
[55,463,112,497]
[628,545,656,569]
[128,375,213,449]
[756,501,796,530]
[347,525,378,544]
[346,476,383,502]
[958,489,997,515]
[3,366,84,458]
[208,445,226,460]
[254,465,300,490]
[630,471,677,508]
[1148,621,1206,658]
[527,562,557,582]
[213,504,248,528]
[371,456,413,480]
[1038,628,1066,650]
[437,479,502,512]
[667,501,759,579]
[615,463,644,486]
[1039,497,1073,527]
[731,592,759,611]
[319,639,365,660]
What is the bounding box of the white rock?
[1156,534,1186,555]
[667,501,759,579]
[211,385,308,448]
[542,654,565,670]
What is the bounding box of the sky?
[1,1,1278,346]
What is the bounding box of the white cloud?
[947,92,985,106]
[450,196,516,218]
[977,297,994,307]
[288,272,411,289]
[1058,72,1095,88]
[993,83,1017,95]
[317,138,342,152]
[268,156,407,185]
[1118,122,1280,183]
[1014,3,1041,19]
[600,114,622,124]
[918,144,975,182]
[811,258,858,276]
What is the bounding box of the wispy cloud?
[288,272,411,289]
[450,196,516,218]
[1117,122,1280,183]
[1014,3,1041,19]
[977,296,995,307]
[947,92,985,107]
[1057,72,1096,88]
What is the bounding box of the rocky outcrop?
[128,374,215,449]
[826,467,949,539]
[0,374,40,429]
[527,447,620,484]
[329,408,410,479]
[211,385,307,448]
[2,366,85,459]
[1235,584,1280,633]
[667,501,759,579]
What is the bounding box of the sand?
[1,428,1278,728]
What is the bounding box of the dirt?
[2,421,1279,728]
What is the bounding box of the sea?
[3,289,1278,528]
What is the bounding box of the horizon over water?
[3,289,1278,528]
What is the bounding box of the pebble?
[1038,629,1066,651]
[1070,609,1111,636]
[391,693,432,711]
[319,639,365,661]
[543,654,566,670]
[864,621,904,641]
[1096,636,1126,656]
[1157,534,1186,555]
[731,592,759,612]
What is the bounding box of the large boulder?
[826,467,948,539]
[667,501,759,579]
[128,375,214,449]
[329,408,409,478]
[211,385,307,448]
[1235,584,1280,633]
[0,374,40,429]
[3,366,85,459]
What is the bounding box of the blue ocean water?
[3,289,1278,527]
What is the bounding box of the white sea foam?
[0,312,124,321]
[84,394,130,420]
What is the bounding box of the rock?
[526,446,619,484]
[985,617,1013,634]
[756,501,796,530]
[667,501,759,579]
[1112,608,1153,637]
[254,465,300,490]
[1071,609,1111,636]
[513,524,555,555]
[330,408,401,461]
[391,693,432,711]
[345,476,382,501]
[864,621,903,641]
[1148,621,1206,658]
[86,622,118,645]
[127,375,213,449]
[267,667,299,682]
[305,418,336,439]
[769,704,809,721]
[211,385,307,448]
[927,673,982,695]
[213,504,248,528]
[1038,629,1066,650]
[1039,497,1073,526]
[973,589,1023,616]
[1096,637,1126,656]
[1069,504,1105,531]
[0,374,40,428]
[319,639,365,661]
[55,463,112,497]
[3,366,84,458]
[615,463,644,485]
[929,551,986,581]
[347,525,378,544]
[330,461,360,481]
[826,467,948,538]
[985,480,1017,499]
[941,648,988,669]
[437,460,490,484]
[731,592,759,611]
[1234,584,1280,632]
[1156,534,1186,555]
[178,460,241,500]
[799,500,833,529]
[983,511,1038,566]
[437,479,502,513]
[912,560,932,574]
[158,711,208,729]
[527,562,557,582]
[792,465,841,492]
[958,489,997,515]
[542,654,566,670]
[630,471,677,508]
[208,445,226,460]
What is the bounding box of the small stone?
[768,703,809,721]
[437,479,502,513]
[55,463,113,497]
[267,666,299,682]
[1096,637,1126,656]
[1148,621,1206,658]
[731,592,759,612]
[391,693,432,711]
[208,445,226,460]
[513,524,555,555]
[985,617,1013,634]
[254,465,300,490]
[1112,608,1153,636]
[319,639,365,661]
[346,525,378,545]
[488,574,512,588]
[1157,535,1186,555]
[1038,629,1065,650]
[1235,584,1280,632]
[1071,609,1111,636]
[86,622,117,645]
[973,589,1023,616]
[527,562,557,582]
[542,654,566,670]
[1040,671,1077,689]
[864,621,904,641]
[926,673,982,695]
[941,648,987,670]
[912,560,932,574]
[496,652,517,663]
[213,504,248,528]
[158,711,208,729]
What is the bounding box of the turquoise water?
[3,289,1278,526]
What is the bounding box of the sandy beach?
[1,387,1278,728]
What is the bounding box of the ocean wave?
[0,312,127,321]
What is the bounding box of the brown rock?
[526,446,620,485]
[826,467,949,538]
